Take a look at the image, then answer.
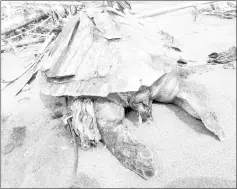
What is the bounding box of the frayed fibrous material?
[71,99,101,148]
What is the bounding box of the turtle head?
[129,85,153,124]
[137,103,153,124]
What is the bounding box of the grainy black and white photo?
[1,1,236,188]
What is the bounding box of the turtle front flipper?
[174,91,225,141]
[94,98,157,180]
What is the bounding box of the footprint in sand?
[3,126,26,154]
[70,173,101,188]
[164,177,236,188]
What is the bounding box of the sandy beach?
[1,1,236,188]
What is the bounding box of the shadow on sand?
[164,176,236,188]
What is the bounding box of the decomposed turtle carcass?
[38,8,225,180]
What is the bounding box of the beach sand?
[1,1,236,188]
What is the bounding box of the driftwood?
[8,1,84,7]
[5,17,52,41]
[135,1,218,19]
[15,33,56,95]
[1,12,49,36]
[1,37,18,54]
[1,38,45,53]
[208,46,236,64]
[1,53,42,92]
[1,32,55,94]
[198,2,236,19]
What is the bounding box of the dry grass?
[1,1,99,46]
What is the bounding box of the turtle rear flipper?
[174,91,225,141]
[149,70,225,141]
[94,99,157,180]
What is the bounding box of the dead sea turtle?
[38,9,225,181]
